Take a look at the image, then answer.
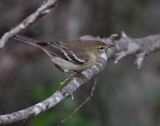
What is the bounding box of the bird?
[14,35,111,73]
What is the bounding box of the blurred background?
[1,0,160,126]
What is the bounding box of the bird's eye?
[98,46,105,53]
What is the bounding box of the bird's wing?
[14,35,89,64]
[43,41,89,64]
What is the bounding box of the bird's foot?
[59,72,78,92]
[59,72,87,92]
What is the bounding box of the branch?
[1,32,160,125]
[0,54,107,125]
[0,0,58,49]
[80,32,160,68]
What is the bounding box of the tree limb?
[0,0,58,49]
[80,32,160,68]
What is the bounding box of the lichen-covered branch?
[0,0,58,49]
[1,32,160,125]
[80,32,160,68]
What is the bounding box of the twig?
[57,75,99,126]
[0,0,58,49]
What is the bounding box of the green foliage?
[29,110,55,126]
[29,77,65,101]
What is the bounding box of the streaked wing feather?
[37,41,89,64]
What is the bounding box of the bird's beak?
[105,43,115,53]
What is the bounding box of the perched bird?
[14,35,111,73]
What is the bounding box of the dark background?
[1,0,160,126]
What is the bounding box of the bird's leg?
[59,71,87,92]
[54,64,75,94]
[60,79,74,99]
[59,73,78,99]
[59,72,87,100]
[59,72,77,92]
[55,64,64,72]
[59,77,71,92]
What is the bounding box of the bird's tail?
[14,35,41,47]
